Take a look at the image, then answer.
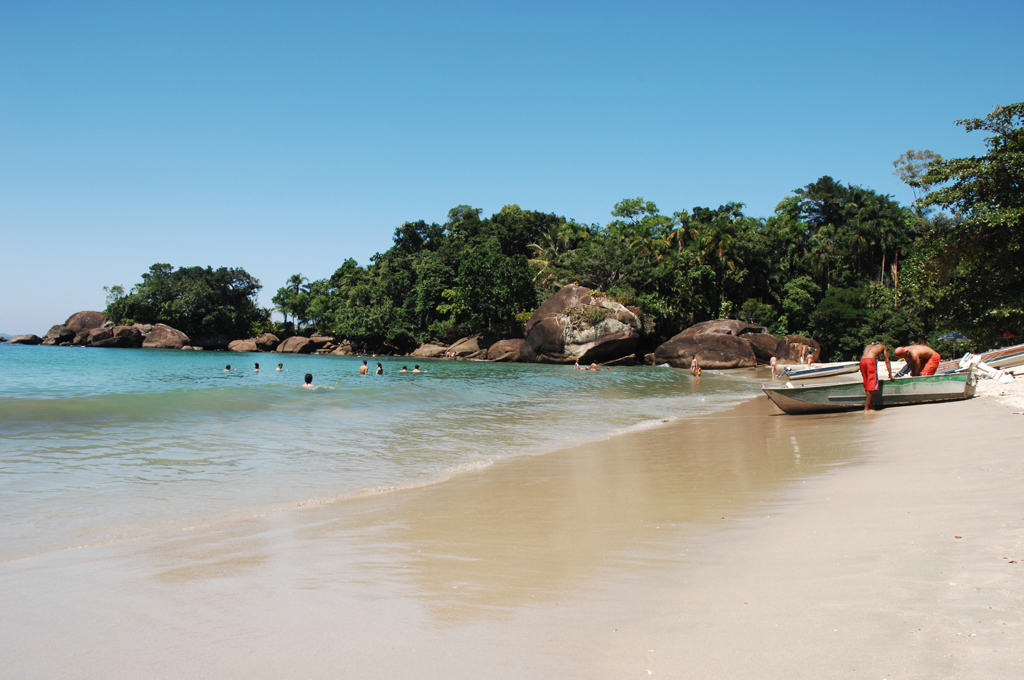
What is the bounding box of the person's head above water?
[224,364,231,371]
[304,373,313,385]
[277,363,283,370]
[254,363,260,370]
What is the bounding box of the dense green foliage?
[104,104,1022,362]
[105,264,268,340]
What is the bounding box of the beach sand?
[2,390,1022,678]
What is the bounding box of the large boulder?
[110,325,144,348]
[412,343,448,358]
[85,328,114,346]
[520,285,643,364]
[64,311,108,335]
[446,335,495,359]
[487,338,525,362]
[776,335,821,364]
[653,331,757,369]
[142,324,190,350]
[5,334,42,345]
[745,333,781,364]
[192,333,231,350]
[276,336,315,354]
[308,334,336,351]
[678,319,765,338]
[253,333,280,352]
[42,324,75,346]
[228,339,258,353]
[132,323,154,336]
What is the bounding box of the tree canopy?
[105,264,268,340]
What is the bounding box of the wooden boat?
[778,360,860,380]
[763,373,977,415]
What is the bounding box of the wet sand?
[2,394,1022,678]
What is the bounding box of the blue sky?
[2,0,1022,334]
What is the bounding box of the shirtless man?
[359,360,369,375]
[860,342,893,411]
[894,344,941,376]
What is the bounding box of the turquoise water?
[0,344,764,560]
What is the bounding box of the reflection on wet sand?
[270,398,869,620]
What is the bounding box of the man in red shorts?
[894,344,941,376]
[860,342,893,411]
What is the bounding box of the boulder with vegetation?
[653,331,757,369]
[520,284,643,364]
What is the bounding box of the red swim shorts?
[921,353,941,376]
[860,357,879,391]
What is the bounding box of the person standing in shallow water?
[254,363,260,372]
[690,356,700,376]
[375,363,383,375]
[860,342,893,411]
[359,360,368,375]
[302,373,314,388]
[276,363,283,372]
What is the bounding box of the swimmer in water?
[400,366,408,373]
[254,363,260,372]
[224,364,233,372]
[276,363,283,371]
[375,363,383,375]
[360,360,369,375]
[412,365,421,373]
[302,373,314,388]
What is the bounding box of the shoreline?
[2,390,1022,677]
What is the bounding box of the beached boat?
[777,360,860,380]
[936,341,1024,374]
[762,373,977,415]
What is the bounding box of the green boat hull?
[763,373,977,415]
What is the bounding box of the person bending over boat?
[894,345,941,376]
[860,342,893,411]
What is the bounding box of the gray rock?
[142,324,190,350]
[775,335,821,364]
[653,331,757,369]
[5,334,43,345]
[486,338,525,362]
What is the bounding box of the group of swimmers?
[224,362,283,372]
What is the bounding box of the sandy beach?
[2,387,1022,679]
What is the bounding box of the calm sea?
[0,345,763,560]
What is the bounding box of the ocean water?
[0,344,764,560]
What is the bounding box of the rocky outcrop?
[412,343,448,358]
[486,338,525,362]
[5,334,43,345]
[142,324,190,350]
[308,335,336,351]
[85,328,114,346]
[254,333,280,352]
[775,335,821,364]
[42,325,75,346]
[745,333,781,363]
[228,339,258,353]
[653,332,757,369]
[276,336,315,354]
[520,285,643,364]
[678,319,765,338]
[329,341,355,356]
[446,335,494,359]
[64,311,108,336]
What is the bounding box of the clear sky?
[2,0,1022,335]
